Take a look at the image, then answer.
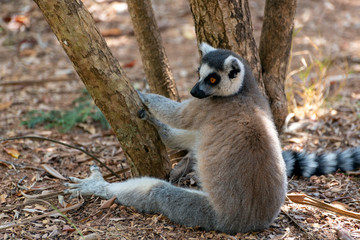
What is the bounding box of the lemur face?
[190,43,246,99]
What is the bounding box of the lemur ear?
[199,42,216,55]
[226,58,241,79]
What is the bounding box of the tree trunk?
[189,0,296,132]
[127,0,180,101]
[33,0,171,179]
[259,0,297,132]
[188,0,265,95]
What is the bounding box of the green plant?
[22,91,110,132]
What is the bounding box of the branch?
[32,0,171,178]
[259,0,297,132]
[127,0,180,101]
[189,0,265,94]
[0,135,120,178]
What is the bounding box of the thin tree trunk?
[188,0,265,95]
[259,0,297,132]
[127,0,180,101]
[33,0,171,179]
[190,0,296,132]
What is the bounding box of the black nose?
[190,82,209,99]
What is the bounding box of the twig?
[0,135,121,179]
[281,208,316,240]
[0,198,84,230]
[0,159,43,171]
[21,190,65,200]
[283,131,343,142]
[0,191,65,211]
[331,196,351,203]
[103,165,130,180]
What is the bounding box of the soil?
[0,0,360,239]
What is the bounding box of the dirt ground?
[1,0,360,239]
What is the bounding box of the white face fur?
[190,43,246,99]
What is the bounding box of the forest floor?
[1,0,360,239]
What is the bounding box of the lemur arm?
[138,109,197,151]
[137,91,190,128]
[65,165,216,230]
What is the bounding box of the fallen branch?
[0,191,65,211]
[0,135,120,179]
[287,193,360,220]
[0,159,43,171]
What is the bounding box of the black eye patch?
[228,59,241,79]
[204,72,221,86]
[228,69,240,79]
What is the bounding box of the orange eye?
[210,77,216,84]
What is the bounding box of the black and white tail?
[282,147,360,177]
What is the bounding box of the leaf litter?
[1,0,360,239]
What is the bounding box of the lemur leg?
[137,91,188,127]
[138,109,197,151]
[65,165,216,231]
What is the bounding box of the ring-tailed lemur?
[65,43,360,234]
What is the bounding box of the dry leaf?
[101,28,122,37]
[287,193,360,220]
[0,213,9,219]
[337,228,354,240]
[108,217,126,221]
[41,164,67,180]
[3,147,20,158]
[34,204,48,211]
[19,49,37,57]
[99,196,117,209]
[284,137,303,144]
[23,208,44,213]
[82,233,101,240]
[0,101,12,111]
[332,201,348,210]
[58,195,66,208]
[0,194,7,204]
[123,60,136,68]
[62,225,75,232]
[331,187,342,193]
[14,15,30,26]
[78,123,96,134]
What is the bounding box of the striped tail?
[282,147,360,177]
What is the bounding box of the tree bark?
[188,0,265,95]
[127,0,180,101]
[259,0,297,132]
[33,0,171,179]
[190,0,296,132]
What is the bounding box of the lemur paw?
[137,90,146,103]
[64,165,109,198]
[137,109,149,120]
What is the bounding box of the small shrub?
[22,90,110,132]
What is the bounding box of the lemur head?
[190,43,246,99]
